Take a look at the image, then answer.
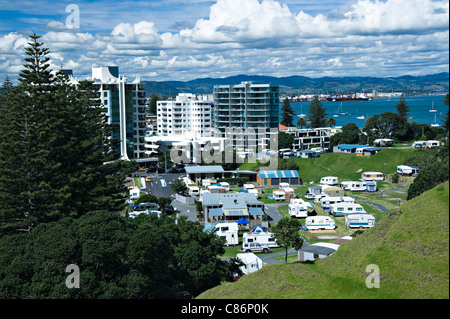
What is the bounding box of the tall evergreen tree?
[280,98,295,127]
[0,34,128,234]
[396,94,410,119]
[307,98,327,128]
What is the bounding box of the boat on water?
[356,116,365,120]
[326,95,370,102]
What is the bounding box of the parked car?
[236,180,244,187]
[241,243,271,254]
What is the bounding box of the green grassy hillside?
[241,148,416,183]
[197,181,449,299]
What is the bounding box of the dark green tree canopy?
[0,34,129,234]
[280,98,295,127]
[307,98,327,128]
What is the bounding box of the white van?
[213,222,239,246]
[320,176,339,185]
[304,216,336,230]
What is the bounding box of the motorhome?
[243,183,258,196]
[288,198,311,218]
[218,182,230,192]
[242,231,279,249]
[361,172,385,181]
[304,216,336,230]
[272,189,286,201]
[212,222,239,246]
[345,213,375,228]
[340,181,367,192]
[236,253,263,275]
[320,176,339,185]
[188,186,200,196]
[321,196,355,210]
[129,187,140,200]
[329,202,366,217]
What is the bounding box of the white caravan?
[213,222,239,246]
[320,176,339,185]
[361,172,385,181]
[288,198,311,218]
[330,203,366,217]
[345,213,375,228]
[340,181,367,192]
[304,216,336,230]
[242,232,279,249]
[243,183,259,196]
[320,196,355,210]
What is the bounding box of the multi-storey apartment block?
[90,66,147,160]
[157,93,213,137]
[213,82,279,151]
[280,126,332,151]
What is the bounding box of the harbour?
[281,94,448,128]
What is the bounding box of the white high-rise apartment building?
[157,93,213,137]
[67,66,147,161]
[90,66,147,160]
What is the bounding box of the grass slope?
[241,148,416,184]
[197,181,449,299]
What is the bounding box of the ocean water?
[281,95,448,128]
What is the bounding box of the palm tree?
[297,117,307,129]
[326,117,336,127]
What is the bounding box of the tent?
[236,217,249,225]
[249,224,269,233]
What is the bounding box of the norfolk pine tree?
[280,97,295,127]
[307,98,327,128]
[0,34,128,234]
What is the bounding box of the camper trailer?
[321,196,355,210]
[242,231,279,249]
[213,222,239,246]
[218,182,230,192]
[320,176,339,185]
[340,181,367,192]
[288,198,311,218]
[361,172,385,181]
[304,216,336,230]
[425,140,440,148]
[329,203,365,217]
[345,213,375,228]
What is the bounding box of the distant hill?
[143,72,449,96]
[197,181,449,299]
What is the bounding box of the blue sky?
[0,0,449,82]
